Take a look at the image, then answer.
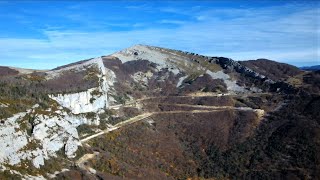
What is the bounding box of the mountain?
[0,45,319,179]
[240,59,302,81]
[300,65,320,71]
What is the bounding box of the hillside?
[240,59,303,81]
[0,45,319,179]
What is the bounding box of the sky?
[0,0,319,69]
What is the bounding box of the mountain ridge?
[0,44,319,179]
[0,44,304,75]
[300,65,320,71]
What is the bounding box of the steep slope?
[110,44,265,95]
[0,58,118,178]
[48,57,116,114]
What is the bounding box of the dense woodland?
[55,93,320,180]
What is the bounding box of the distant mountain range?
[300,65,320,71]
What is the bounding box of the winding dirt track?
[80,105,263,143]
[77,94,265,172]
[76,153,98,174]
[80,112,153,143]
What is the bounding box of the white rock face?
[0,106,98,171]
[131,71,153,86]
[32,112,94,160]
[176,75,188,87]
[49,57,116,114]
[31,149,45,168]
[50,88,107,114]
[18,57,118,169]
[0,73,106,173]
[65,137,80,158]
[0,112,29,165]
[206,70,247,92]
[0,165,46,180]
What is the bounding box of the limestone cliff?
[49,57,116,114]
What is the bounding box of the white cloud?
[0,4,318,69]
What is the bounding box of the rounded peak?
[114,44,160,55]
[131,44,151,47]
[127,44,154,50]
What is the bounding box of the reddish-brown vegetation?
[301,71,320,94]
[43,70,98,94]
[180,74,227,94]
[81,109,260,179]
[240,59,302,81]
[0,66,19,76]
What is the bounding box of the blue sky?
[0,0,319,69]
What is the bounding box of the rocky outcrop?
[0,111,30,166]
[49,88,109,114]
[49,57,116,114]
[131,71,153,86]
[0,57,116,176]
[0,104,99,170]
[206,70,247,92]
[32,112,91,160]
[112,45,266,94]
[212,57,268,81]
[177,49,274,83]
[240,59,302,81]
[214,57,303,94]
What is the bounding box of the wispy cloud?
[159,6,198,16]
[195,16,206,21]
[125,4,150,10]
[160,7,181,14]
[158,19,187,25]
[124,3,155,13]
[0,2,318,69]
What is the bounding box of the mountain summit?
[0,45,319,179]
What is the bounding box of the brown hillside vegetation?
[51,90,319,180]
[56,94,320,180]
[79,109,261,180]
[302,70,320,94]
[240,59,302,81]
[0,66,19,76]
